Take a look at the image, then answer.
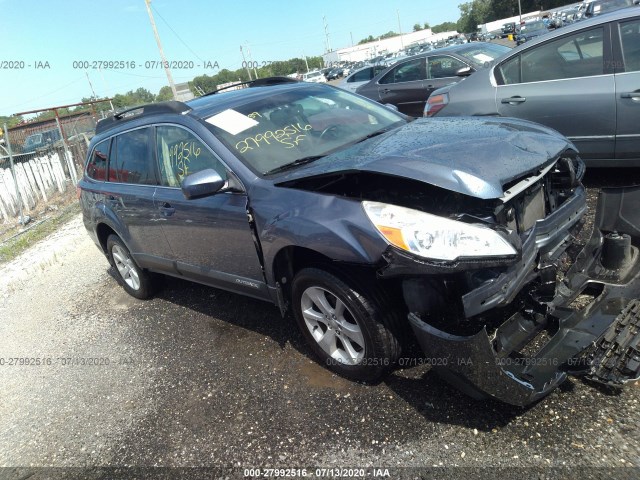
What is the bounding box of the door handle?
[159,202,175,216]
[501,96,527,104]
[381,88,392,94]
[620,92,640,100]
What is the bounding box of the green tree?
[0,115,24,129]
[413,23,422,32]
[156,86,174,102]
[358,35,376,45]
[432,21,459,33]
[457,0,492,33]
[423,22,431,29]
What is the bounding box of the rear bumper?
[409,186,640,406]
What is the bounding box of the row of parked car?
[338,6,639,166]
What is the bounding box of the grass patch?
[0,202,81,265]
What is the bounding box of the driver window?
[156,125,226,187]
[379,58,426,84]
[428,55,467,79]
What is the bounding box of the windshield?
[454,43,511,68]
[205,84,407,175]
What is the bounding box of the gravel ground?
[0,172,639,480]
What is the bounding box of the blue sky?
[0,0,462,117]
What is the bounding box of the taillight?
[425,93,449,117]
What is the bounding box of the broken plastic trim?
[408,185,640,406]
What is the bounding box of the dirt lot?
[0,170,639,479]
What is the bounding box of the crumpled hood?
[276,117,573,199]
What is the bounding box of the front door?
[152,124,268,299]
[615,17,640,161]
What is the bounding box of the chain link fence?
[0,112,95,224]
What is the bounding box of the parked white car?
[336,64,387,92]
[301,71,327,83]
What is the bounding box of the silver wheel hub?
[300,286,365,365]
[112,244,141,291]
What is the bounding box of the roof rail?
[204,76,300,97]
[95,101,192,135]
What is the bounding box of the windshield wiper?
[263,155,325,175]
[354,127,395,144]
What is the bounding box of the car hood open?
[276,117,573,199]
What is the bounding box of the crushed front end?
[381,155,640,406]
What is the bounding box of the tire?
[291,267,402,382]
[106,234,156,299]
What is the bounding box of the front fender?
[258,194,388,284]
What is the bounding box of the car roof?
[91,81,331,142]
[186,82,323,118]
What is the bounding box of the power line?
[150,3,206,62]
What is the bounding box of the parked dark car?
[516,19,551,45]
[21,128,62,153]
[355,42,511,117]
[426,8,640,166]
[325,67,343,80]
[501,22,517,37]
[79,79,640,406]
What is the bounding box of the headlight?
[362,201,517,261]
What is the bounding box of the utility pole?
[303,53,309,73]
[144,0,178,100]
[240,45,253,80]
[518,0,522,23]
[397,10,404,49]
[323,16,331,52]
[85,72,97,100]
[246,44,259,79]
[97,67,116,112]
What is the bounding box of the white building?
[322,29,459,64]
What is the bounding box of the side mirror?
[181,168,226,200]
[456,66,474,77]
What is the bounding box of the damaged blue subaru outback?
[79,78,640,406]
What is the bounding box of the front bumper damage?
[408,186,640,406]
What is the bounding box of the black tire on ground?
[106,234,156,300]
[291,267,402,382]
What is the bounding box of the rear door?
[102,127,171,267]
[496,26,616,163]
[376,57,427,116]
[151,124,269,299]
[614,16,640,161]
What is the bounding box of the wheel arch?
[271,245,403,317]
[96,222,118,254]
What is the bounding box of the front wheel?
[291,268,402,382]
[106,234,156,299]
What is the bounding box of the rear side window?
[109,127,155,185]
[379,58,426,84]
[156,125,225,187]
[620,19,640,73]
[350,68,373,82]
[498,27,604,84]
[85,139,110,181]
